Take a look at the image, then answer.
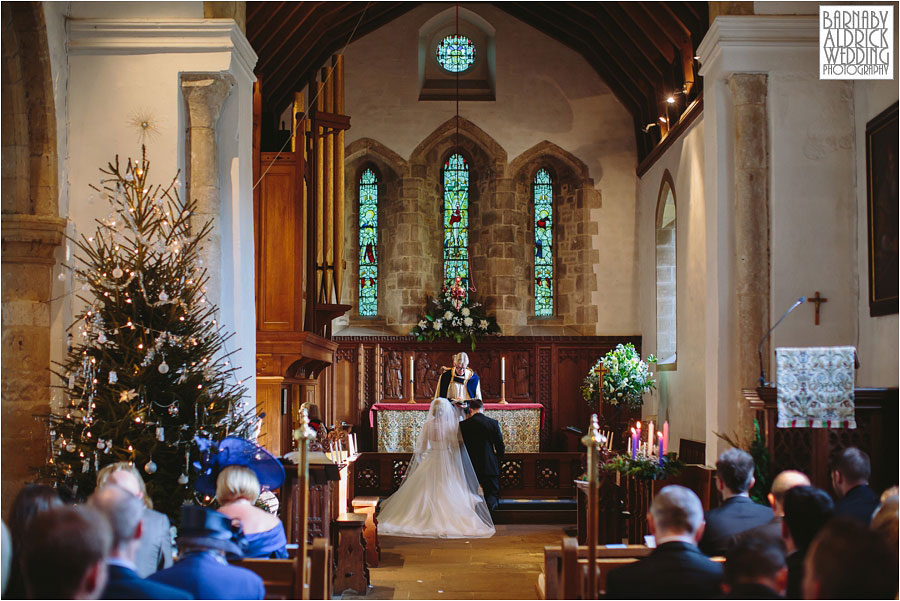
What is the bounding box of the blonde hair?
[96,462,152,509]
[216,465,260,504]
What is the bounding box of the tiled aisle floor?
[340,524,566,600]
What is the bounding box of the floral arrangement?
[602,453,683,480]
[581,343,657,410]
[409,277,501,349]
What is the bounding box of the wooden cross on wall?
[810,291,828,325]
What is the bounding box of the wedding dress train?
[377,398,495,538]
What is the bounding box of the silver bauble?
[144,460,157,475]
[177,473,189,485]
[158,361,170,374]
[112,267,124,279]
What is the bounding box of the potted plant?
[581,343,657,410]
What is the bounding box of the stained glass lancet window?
[534,168,554,316]
[443,154,469,289]
[358,168,378,316]
[436,35,476,73]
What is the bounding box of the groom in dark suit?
[459,398,505,511]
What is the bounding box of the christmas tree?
[41,150,256,522]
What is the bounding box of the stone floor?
[340,524,567,600]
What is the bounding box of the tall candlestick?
[409,356,414,382]
[501,356,506,381]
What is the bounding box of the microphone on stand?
[757,296,806,387]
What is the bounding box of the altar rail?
[350,452,585,499]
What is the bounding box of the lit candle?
[636,421,642,454]
[410,356,414,383]
[663,420,669,457]
[658,432,665,466]
[501,357,505,382]
[631,427,637,459]
[647,421,654,456]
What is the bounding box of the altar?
[370,403,544,452]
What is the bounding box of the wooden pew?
[538,540,652,599]
[232,537,332,600]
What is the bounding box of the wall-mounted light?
[642,122,660,134]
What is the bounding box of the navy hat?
[193,436,285,497]
[177,505,244,556]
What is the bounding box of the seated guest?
[607,485,723,599]
[89,485,192,600]
[148,506,265,600]
[733,470,810,548]
[830,446,879,525]
[781,486,833,599]
[194,436,287,559]
[802,516,898,599]
[97,462,173,577]
[6,483,64,599]
[870,492,898,549]
[22,505,112,599]
[721,537,787,599]
[216,466,288,558]
[699,448,773,556]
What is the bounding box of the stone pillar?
[1,214,65,513]
[181,73,235,314]
[729,73,769,436]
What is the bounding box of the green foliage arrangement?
[581,343,657,410]
[602,453,683,480]
[409,277,500,349]
[40,151,256,522]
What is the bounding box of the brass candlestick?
[499,379,508,404]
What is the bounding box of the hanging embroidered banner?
[776,346,856,428]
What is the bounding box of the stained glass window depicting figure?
[358,168,378,316]
[436,35,476,73]
[534,168,553,316]
[443,153,469,289]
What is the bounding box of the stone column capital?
[1,214,66,264]
[180,72,236,128]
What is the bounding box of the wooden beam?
[570,3,663,83]
[638,1,690,46]
[618,2,676,63]
[246,0,285,33]
[667,2,704,36]
[637,95,704,177]
[252,3,318,74]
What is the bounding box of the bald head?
[769,470,811,515]
[650,485,704,538]
[89,485,144,557]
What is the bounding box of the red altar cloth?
[369,402,544,428]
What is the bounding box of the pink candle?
[663,421,669,456]
[636,421,642,456]
[647,421,655,455]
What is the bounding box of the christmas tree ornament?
[112,267,124,279]
[156,426,165,441]
[144,459,157,474]
[108,370,117,383]
[58,271,66,281]
[66,442,76,452]
[159,291,169,302]
[96,439,105,450]
[177,473,189,485]
[82,459,90,473]
[169,404,179,416]
[158,361,170,374]
[68,373,75,389]
[97,332,107,344]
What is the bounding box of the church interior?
[2,1,898,599]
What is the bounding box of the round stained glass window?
[436,35,476,73]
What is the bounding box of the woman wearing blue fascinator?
[194,436,288,559]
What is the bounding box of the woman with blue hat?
[194,436,288,559]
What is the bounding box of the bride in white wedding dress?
[377,397,495,538]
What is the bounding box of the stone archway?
[1,1,66,515]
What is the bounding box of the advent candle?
[501,357,506,381]
[663,421,669,457]
[647,421,654,456]
[410,357,414,383]
[631,427,637,459]
[636,421,642,454]
[658,432,665,466]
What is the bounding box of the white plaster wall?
[338,3,640,334]
[47,2,257,407]
[638,117,708,454]
[854,79,899,386]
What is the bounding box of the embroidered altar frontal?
[371,403,543,452]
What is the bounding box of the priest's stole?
[776,346,856,428]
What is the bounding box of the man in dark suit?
[607,485,723,599]
[699,448,773,557]
[831,447,880,525]
[149,506,265,600]
[732,469,810,548]
[782,485,833,599]
[721,537,787,599]
[89,485,193,600]
[459,398,504,511]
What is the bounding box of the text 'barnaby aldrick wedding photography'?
[820,5,894,79]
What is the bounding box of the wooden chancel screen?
[253,56,352,457]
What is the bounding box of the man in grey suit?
[97,463,174,577]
